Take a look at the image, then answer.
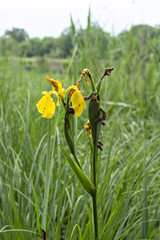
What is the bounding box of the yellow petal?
[46,76,65,100]
[46,76,61,91]
[56,98,60,106]
[42,90,55,95]
[65,85,78,94]
[84,121,92,137]
[71,90,86,118]
[36,92,55,119]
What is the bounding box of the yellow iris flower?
[84,121,92,137]
[46,76,65,106]
[36,91,55,119]
[68,85,86,118]
[36,77,86,119]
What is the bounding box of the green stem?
[92,195,98,239]
[89,75,97,92]
[42,119,51,230]
[142,123,148,238]
[96,75,105,93]
[92,143,98,240]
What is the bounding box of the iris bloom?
[36,91,55,119]
[46,76,65,106]
[84,121,92,137]
[67,85,86,118]
[36,77,86,119]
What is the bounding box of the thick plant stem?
[89,74,97,92]
[42,119,51,231]
[92,143,98,240]
[92,195,98,240]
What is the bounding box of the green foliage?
[1,18,160,239]
[57,28,74,58]
[1,24,160,63]
[0,37,18,56]
[59,144,96,197]
[1,27,74,58]
[19,37,57,57]
[5,27,29,42]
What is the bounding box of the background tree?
[57,27,74,58]
[5,27,29,42]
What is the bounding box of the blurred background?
[0,0,160,68]
[1,0,160,239]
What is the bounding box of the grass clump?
[1,19,160,239]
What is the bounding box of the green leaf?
[59,144,96,197]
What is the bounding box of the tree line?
[0,24,160,59]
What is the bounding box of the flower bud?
[88,94,101,145]
[64,109,82,168]
[64,110,75,155]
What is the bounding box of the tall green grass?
[0,22,160,240]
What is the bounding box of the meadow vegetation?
[0,15,160,239]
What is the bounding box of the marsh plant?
[36,67,114,239]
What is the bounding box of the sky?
[1,0,160,38]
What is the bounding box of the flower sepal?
[36,91,56,119]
